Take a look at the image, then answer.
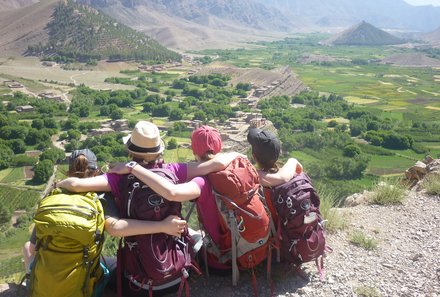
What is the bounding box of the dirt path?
[69,71,90,85]
[50,134,65,151]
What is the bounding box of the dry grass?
[319,188,348,233]
[421,174,440,196]
[369,180,406,205]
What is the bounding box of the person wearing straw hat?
[109,125,302,274]
[56,121,242,296]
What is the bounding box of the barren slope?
[0,0,58,56]
[0,0,38,11]
[95,5,285,50]
[382,53,440,67]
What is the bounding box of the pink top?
[192,176,229,270]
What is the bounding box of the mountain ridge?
[2,0,440,55]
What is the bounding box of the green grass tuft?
[350,230,378,250]
[355,285,381,297]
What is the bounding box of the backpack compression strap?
[229,210,240,286]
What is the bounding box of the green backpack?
[29,190,106,297]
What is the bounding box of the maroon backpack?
[267,173,329,280]
[115,166,197,297]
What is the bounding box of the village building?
[42,61,57,67]
[25,150,42,158]
[7,82,24,88]
[16,105,34,113]
[138,65,153,72]
[89,127,115,136]
[110,119,129,131]
[39,92,64,103]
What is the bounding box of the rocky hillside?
[76,0,308,50]
[25,0,180,62]
[325,21,405,46]
[78,0,302,32]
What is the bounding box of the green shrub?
[421,174,440,195]
[350,230,378,250]
[370,180,405,205]
[0,205,11,226]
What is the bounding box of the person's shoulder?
[191,175,209,189]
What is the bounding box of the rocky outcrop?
[404,155,440,186]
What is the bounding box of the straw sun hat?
[123,121,165,157]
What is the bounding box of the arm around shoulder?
[129,164,202,202]
[105,215,186,237]
[186,152,245,179]
[56,175,111,193]
[259,158,303,187]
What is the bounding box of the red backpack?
[266,172,330,280]
[206,156,274,289]
[116,166,198,297]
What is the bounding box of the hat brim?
[125,137,165,156]
[122,134,131,145]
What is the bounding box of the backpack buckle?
[286,197,293,208]
[126,241,138,251]
[236,216,246,233]
[181,268,189,279]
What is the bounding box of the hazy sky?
[404,0,440,6]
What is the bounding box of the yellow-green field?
[344,96,379,105]
[323,117,350,124]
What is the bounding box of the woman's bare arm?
[105,215,187,237]
[259,158,303,187]
[56,175,111,193]
[186,152,244,180]
[109,163,201,202]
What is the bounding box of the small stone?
[382,263,394,268]
[411,253,423,261]
[296,288,306,295]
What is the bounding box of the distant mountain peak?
[325,21,405,46]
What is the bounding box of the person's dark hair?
[253,154,279,173]
[67,155,99,178]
